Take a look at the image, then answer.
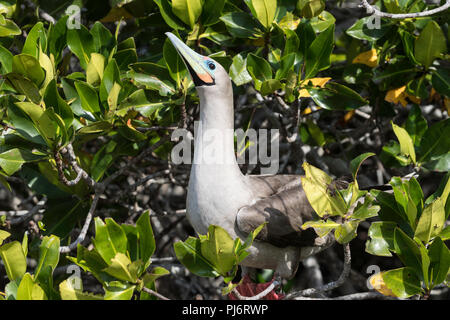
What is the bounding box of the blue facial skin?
[203,59,216,75]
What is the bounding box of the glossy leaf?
[366,221,397,257]
[304,24,334,79]
[0,241,26,281]
[307,82,367,110]
[392,122,416,164]
[414,21,446,68]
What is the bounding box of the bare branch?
[284,243,351,299]
[293,291,395,300]
[361,0,450,19]
[59,192,101,253]
[141,286,170,300]
[8,198,47,225]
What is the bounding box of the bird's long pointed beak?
[165,32,215,86]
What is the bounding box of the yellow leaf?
[343,110,355,123]
[352,49,378,67]
[302,107,313,115]
[445,98,450,115]
[369,273,396,297]
[385,86,407,106]
[299,77,331,97]
[385,86,421,107]
[277,13,300,30]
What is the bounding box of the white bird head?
[165,32,231,94]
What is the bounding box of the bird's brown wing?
[236,175,325,248]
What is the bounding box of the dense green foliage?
[0,0,448,300]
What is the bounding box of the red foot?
[228,274,285,300]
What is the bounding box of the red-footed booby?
[166,32,334,294]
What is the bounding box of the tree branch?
[284,243,351,299]
[361,0,450,19]
[141,286,170,300]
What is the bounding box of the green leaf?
[128,62,175,96]
[350,152,375,181]
[34,235,60,287]
[248,0,276,29]
[16,273,47,300]
[301,162,347,217]
[246,54,272,90]
[11,54,45,87]
[116,89,170,117]
[304,24,334,79]
[405,105,427,146]
[93,217,128,264]
[220,12,264,39]
[307,82,367,110]
[22,22,47,59]
[0,148,45,175]
[389,177,417,228]
[4,73,42,104]
[0,230,10,246]
[172,0,203,28]
[100,59,121,106]
[260,79,282,96]
[428,237,450,286]
[0,44,13,73]
[67,25,95,70]
[366,221,397,257]
[394,228,423,278]
[48,16,68,65]
[310,11,335,33]
[136,210,155,264]
[414,198,445,243]
[275,52,295,80]
[42,199,88,239]
[392,122,416,164]
[174,237,218,278]
[59,279,104,300]
[379,267,422,298]
[103,252,136,282]
[418,119,450,164]
[0,18,21,37]
[104,281,135,300]
[154,0,187,30]
[431,68,450,97]
[44,79,74,129]
[229,53,252,86]
[346,17,393,41]
[75,81,101,115]
[334,220,358,244]
[301,220,340,237]
[0,241,26,281]
[86,53,105,86]
[200,0,225,26]
[414,21,446,68]
[200,225,236,275]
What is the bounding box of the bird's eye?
[207,61,216,70]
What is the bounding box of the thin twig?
[293,291,395,300]
[284,243,351,299]
[103,136,169,185]
[59,193,101,253]
[9,198,47,225]
[361,0,450,19]
[231,281,279,300]
[141,286,170,300]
